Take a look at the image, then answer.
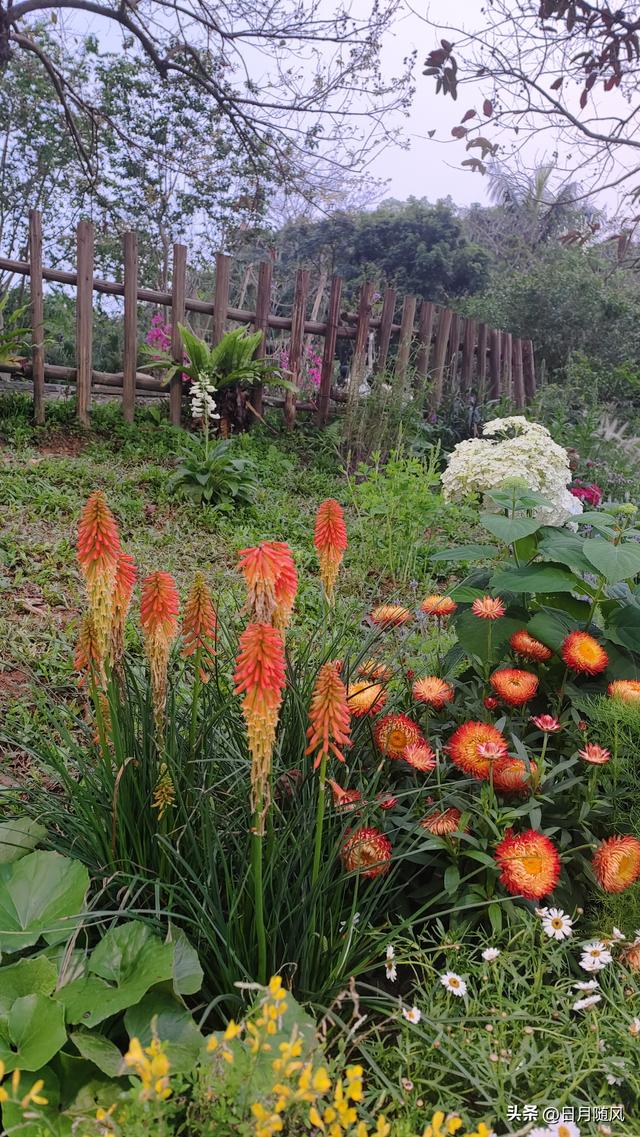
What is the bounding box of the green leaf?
[0,956,58,1014]
[70,1030,124,1078]
[604,604,640,653]
[488,903,503,936]
[429,544,498,564]
[0,819,46,864]
[453,611,524,664]
[443,865,460,895]
[583,539,640,584]
[599,641,640,679]
[535,593,592,621]
[0,993,66,1071]
[125,992,203,1072]
[58,922,174,1028]
[480,513,542,543]
[0,851,89,953]
[167,927,203,996]
[490,563,584,594]
[526,610,576,652]
[537,529,595,574]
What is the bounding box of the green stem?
[311,751,328,890]
[189,649,203,757]
[251,799,267,985]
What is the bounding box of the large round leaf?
[583,539,640,584]
[0,819,46,865]
[125,991,203,1071]
[0,956,57,1014]
[480,512,542,544]
[453,610,524,664]
[0,993,66,1071]
[604,604,640,654]
[0,851,89,953]
[490,563,585,594]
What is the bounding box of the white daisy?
[528,1129,551,1137]
[573,979,599,991]
[580,942,613,971]
[440,971,467,997]
[402,1005,421,1024]
[629,1018,640,1037]
[572,993,602,1011]
[481,947,500,961]
[386,944,395,960]
[385,960,398,982]
[541,908,574,940]
[611,927,625,941]
[548,1123,581,1137]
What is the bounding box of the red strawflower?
[492,756,536,796]
[592,836,640,893]
[483,695,499,710]
[420,808,464,836]
[471,595,506,620]
[374,713,423,759]
[530,714,562,733]
[341,827,392,878]
[412,676,455,709]
[510,629,553,663]
[561,631,608,676]
[490,668,539,707]
[403,742,437,772]
[608,679,640,703]
[376,792,398,811]
[370,604,412,628]
[578,743,611,766]
[327,780,362,812]
[420,595,457,618]
[446,721,509,780]
[494,829,561,900]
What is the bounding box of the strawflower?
[471,595,505,620]
[327,779,362,812]
[413,675,455,709]
[357,658,392,682]
[370,604,412,628]
[306,661,351,770]
[421,807,464,835]
[446,721,509,779]
[404,741,437,771]
[491,755,535,795]
[494,828,561,900]
[578,743,611,765]
[608,678,640,703]
[510,629,553,662]
[347,679,387,717]
[421,594,457,618]
[140,572,180,733]
[561,631,608,676]
[592,835,640,893]
[234,622,286,829]
[374,712,423,759]
[490,668,539,706]
[181,572,217,680]
[530,714,561,732]
[314,498,347,601]
[341,827,392,878]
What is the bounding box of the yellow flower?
[468,1126,493,1137]
[122,1036,172,1101]
[373,1119,391,1137]
[251,1102,284,1137]
[20,1079,48,1108]
[313,1067,332,1094]
[309,1105,325,1130]
[224,1019,242,1041]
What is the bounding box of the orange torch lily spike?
[109,552,137,670]
[314,498,347,602]
[76,491,121,660]
[233,621,286,830]
[305,662,352,770]
[182,572,217,682]
[238,541,297,628]
[140,572,180,735]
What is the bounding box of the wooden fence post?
[393,293,417,395]
[348,281,374,404]
[251,259,272,416]
[122,231,138,423]
[447,313,461,389]
[28,209,45,426]
[374,286,396,375]
[429,307,453,411]
[523,339,537,400]
[284,268,310,429]
[170,243,187,426]
[513,338,525,408]
[489,329,502,399]
[461,317,476,393]
[212,252,231,345]
[415,300,435,406]
[76,219,94,427]
[316,274,342,426]
[502,331,513,400]
[477,322,488,401]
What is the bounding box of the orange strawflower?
[74,612,105,689]
[140,572,180,733]
[495,829,561,900]
[578,742,611,765]
[471,595,506,620]
[238,541,297,627]
[346,679,387,717]
[420,807,464,836]
[234,622,286,829]
[622,943,640,972]
[446,721,509,780]
[490,668,539,707]
[403,742,436,772]
[341,827,392,878]
[510,629,553,662]
[412,676,455,709]
[182,572,217,681]
[592,836,640,893]
[314,499,347,601]
[357,659,392,682]
[327,780,362,812]
[374,713,423,759]
[109,552,137,668]
[305,661,351,770]
[370,604,412,628]
[561,631,608,676]
[76,491,121,658]
[492,756,536,796]
[608,679,640,703]
[420,595,457,618]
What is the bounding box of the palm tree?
[486,160,592,247]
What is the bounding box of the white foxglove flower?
[440,971,467,997]
[541,908,573,940]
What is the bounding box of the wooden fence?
[0,210,537,429]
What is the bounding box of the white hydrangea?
[441,416,582,526]
[190,372,219,423]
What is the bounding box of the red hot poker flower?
[76,491,121,658]
[238,541,297,627]
[140,572,180,733]
[110,552,137,668]
[306,662,352,770]
[182,572,217,681]
[314,499,347,601]
[234,622,286,830]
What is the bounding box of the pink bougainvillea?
[279,342,323,390]
[146,314,189,382]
